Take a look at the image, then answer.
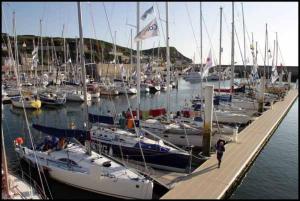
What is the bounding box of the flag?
[134,18,159,42]
[251,63,259,81]
[119,64,126,78]
[271,70,279,84]
[32,46,38,56]
[271,62,279,84]
[141,6,154,21]
[201,49,213,78]
[132,71,137,80]
[32,46,39,64]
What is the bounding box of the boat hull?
[91,142,190,173]
[11,97,41,109]
[15,146,153,199]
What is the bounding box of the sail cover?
[32,124,88,139]
[88,113,114,125]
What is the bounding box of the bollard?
[288,72,291,90]
[202,85,214,157]
[279,73,283,86]
[258,77,265,113]
[233,127,238,143]
[295,79,298,89]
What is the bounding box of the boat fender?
[15,137,24,145]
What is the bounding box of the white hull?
[183,72,202,81]
[231,99,259,110]
[213,110,255,124]
[91,92,100,98]
[117,87,137,95]
[144,130,232,148]
[11,97,41,109]
[66,92,91,102]
[15,144,153,199]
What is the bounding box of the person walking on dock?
[215,140,225,168]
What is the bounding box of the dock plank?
[161,89,298,199]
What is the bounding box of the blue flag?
[141,6,154,20]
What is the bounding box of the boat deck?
[161,89,298,199]
[113,157,188,190]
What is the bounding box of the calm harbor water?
[230,98,298,199]
[2,78,298,199]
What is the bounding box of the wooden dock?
[161,89,298,199]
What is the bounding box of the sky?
[2,1,298,66]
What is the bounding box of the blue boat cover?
[88,113,115,125]
[32,124,88,139]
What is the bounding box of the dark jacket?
[215,143,225,154]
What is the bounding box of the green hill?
[1,33,192,66]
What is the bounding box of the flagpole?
[166,1,170,122]
[136,2,141,122]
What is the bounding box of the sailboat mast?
[136,2,141,122]
[251,33,255,66]
[33,39,37,86]
[272,39,275,74]
[77,2,91,155]
[90,38,93,63]
[1,120,10,197]
[166,1,170,122]
[267,25,269,82]
[275,32,279,79]
[130,28,133,76]
[62,24,66,75]
[242,3,246,82]
[40,19,43,75]
[114,31,117,79]
[264,23,267,78]
[218,7,222,95]
[230,2,235,94]
[47,41,50,73]
[13,11,20,88]
[200,2,203,99]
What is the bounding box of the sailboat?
[89,122,191,173]
[14,125,153,199]
[38,89,66,106]
[8,15,41,110]
[14,3,153,199]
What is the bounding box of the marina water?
[230,98,298,199]
[2,78,298,199]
